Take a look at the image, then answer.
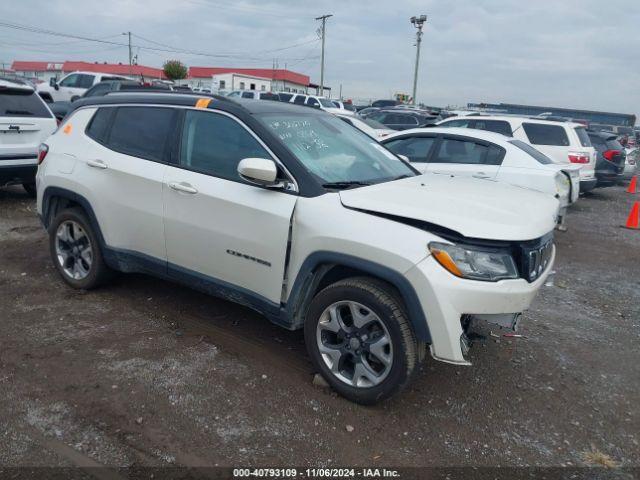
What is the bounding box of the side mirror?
[49,78,57,87]
[312,103,321,109]
[70,95,79,102]
[237,158,280,187]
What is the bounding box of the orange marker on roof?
[195,98,211,109]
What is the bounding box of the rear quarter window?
[574,127,592,147]
[85,107,114,143]
[508,139,554,164]
[0,88,53,118]
[522,123,570,146]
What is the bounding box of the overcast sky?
[1,0,638,117]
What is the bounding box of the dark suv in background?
[587,130,626,187]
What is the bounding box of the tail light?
[37,143,49,165]
[568,152,590,164]
[602,149,620,161]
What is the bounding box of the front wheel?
[304,277,422,404]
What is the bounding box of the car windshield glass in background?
[0,88,52,118]
[361,118,388,129]
[258,113,416,185]
[522,123,570,146]
[508,140,553,164]
[574,127,592,147]
[319,98,335,108]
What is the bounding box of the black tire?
[22,183,37,198]
[48,207,114,289]
[304,276,422,405]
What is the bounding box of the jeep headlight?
[429,242,519,281]
[555,173,570,197]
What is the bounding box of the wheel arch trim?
[284,251,431,342]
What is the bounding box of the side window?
[522,123,569,146]
[440,119,470,128]
[85,108,114,143]
[59,74,79,87]
[77,75,95,89]
[473,120,513,136]
[432,138,489,164]
[241,91,254,99]
[293,95,306,105]
[179,110,271,182]
[306,97,320,107]
[574,127,592,147]
[384,136,437,163]
[106,107,175,162]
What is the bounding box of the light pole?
[410,15,427,105]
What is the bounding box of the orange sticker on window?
[195,98,211,109]
[63,124,72,135]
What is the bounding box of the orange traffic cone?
[627,175,637,194]
[624,202,640,229]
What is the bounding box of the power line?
[0,21,320,63]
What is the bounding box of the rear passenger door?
[162,109,297,304]
[424,135,504,179]
[80,106,174,264]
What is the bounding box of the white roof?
[441,114,584,129]
[387,127,516,145]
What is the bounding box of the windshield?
[361,117,387,129]
[508,139,553,165]
[258,113,416,185]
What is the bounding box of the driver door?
[58,73,94,101]
[163,109,298,304]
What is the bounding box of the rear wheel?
[305,277,421,404]
[48,208,113,289]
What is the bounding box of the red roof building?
[11,61,165,79]
[189,67,309,87]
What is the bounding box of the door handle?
[168,181,198,194]
[473,172,491,179]
[87,159,108,169]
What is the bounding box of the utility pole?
[315,14,332,97]
[410,15,427,105]
[123,31,132,71]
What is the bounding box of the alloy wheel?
[316,301,393,388]
[55,220,93,280]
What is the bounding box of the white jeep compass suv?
[36,93,558,404]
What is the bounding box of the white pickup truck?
[37,71,130,102]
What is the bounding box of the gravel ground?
[0,184,638,478]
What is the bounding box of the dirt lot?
[0,184,638,476]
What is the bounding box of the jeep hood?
[339,174,559,241]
